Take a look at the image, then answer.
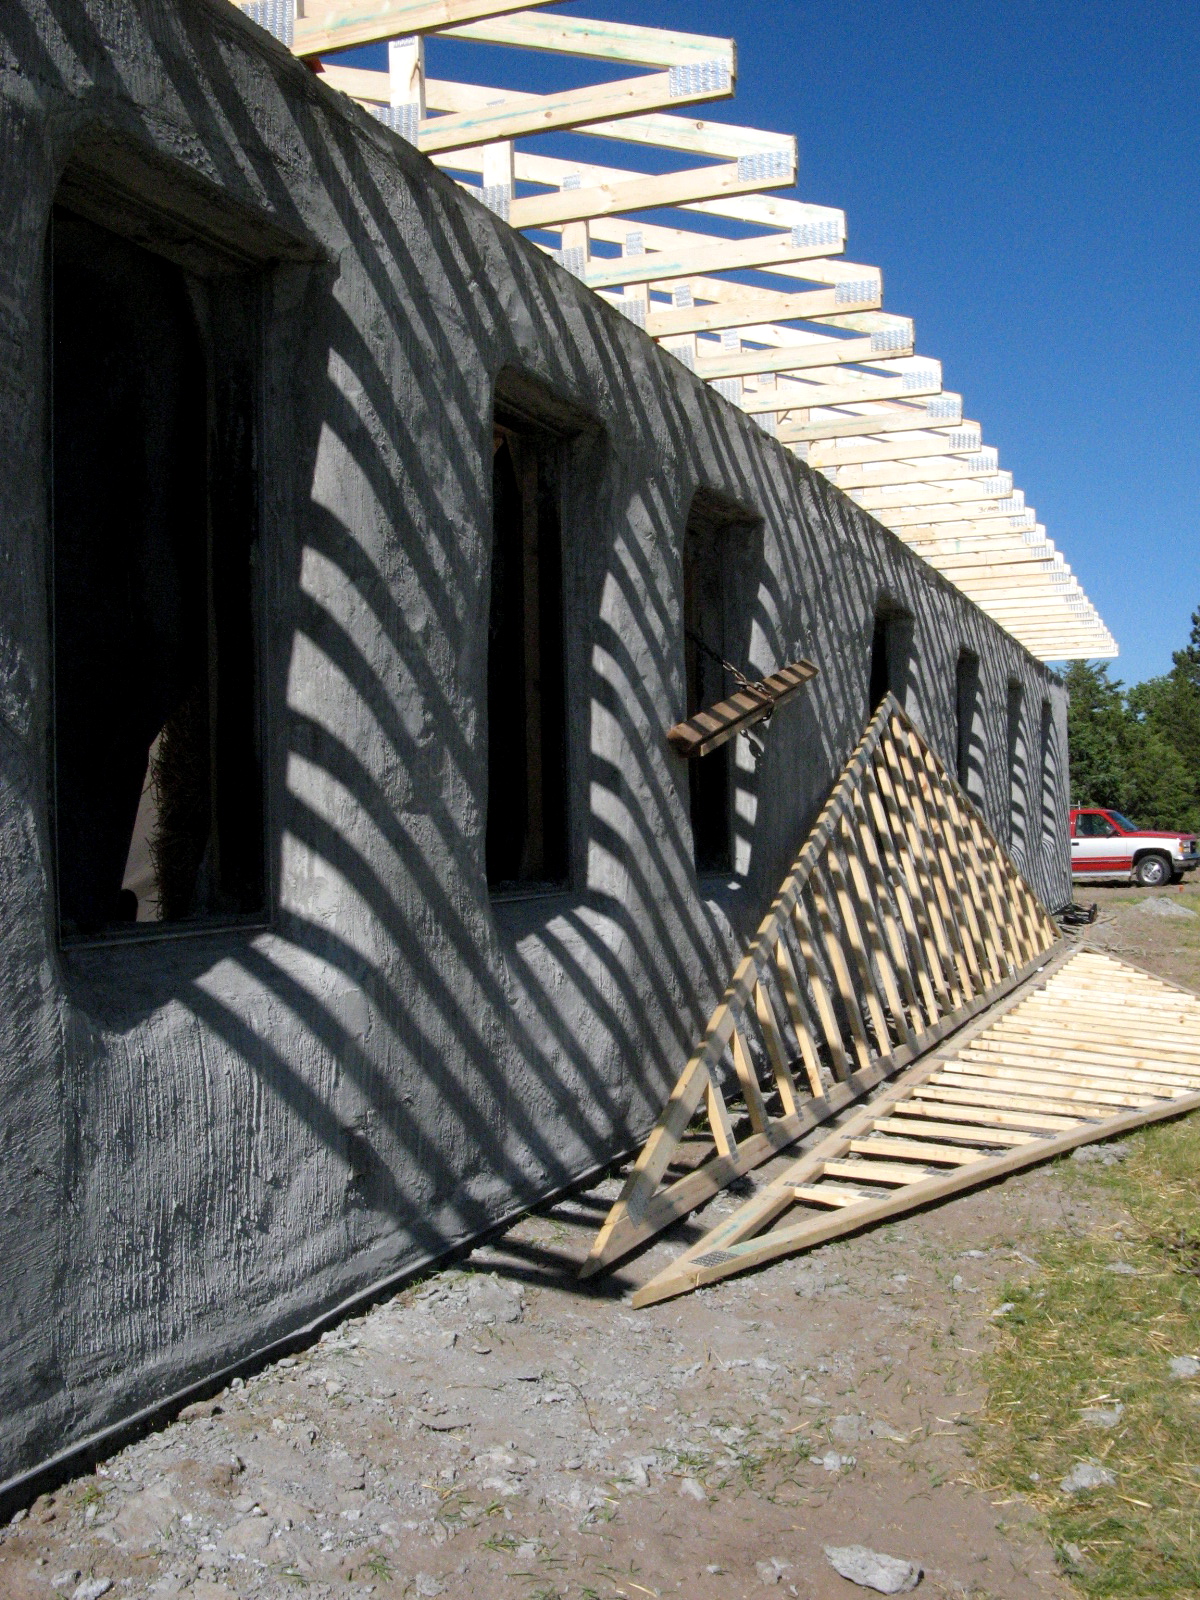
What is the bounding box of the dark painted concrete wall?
[0,0,1071,1487]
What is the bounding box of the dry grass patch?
[974,1117,1200,1595]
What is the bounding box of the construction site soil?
[5,881,1198,1600]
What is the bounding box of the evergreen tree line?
[1064,606,1200,833]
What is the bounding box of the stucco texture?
[0,0,1072,1490]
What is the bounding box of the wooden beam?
[829,458,1003,490]
[332,64,743,152]
[875,497,1033,528]
[903,521,1046,549]
[778,400,963,443]
[565,112,795,162]
[444,11,736,71]
[889,512,1037,538]
[416,67,735,154]
[851,473,1013,507]
[740,367,943,417]
[556,231,848,291]
[804,428,982,467]
[506,156,795,230]
[641,284,883,339]
[726,314,912,353]
[694,332,914,382]
[666,661,818,759]
[576,211,845,267]
[295,0,560,56]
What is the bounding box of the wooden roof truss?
[237,0,1115,661]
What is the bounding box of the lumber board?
[739,367,943,416]
[777,401,964,443]
[294,0,557,54]
[267,0,1116,665]
[444,12,736,70]
[507,159,792,230]
[567,230,846,291]
[418,68,734,154]
[694,334,913,382]
[665,660,816,759]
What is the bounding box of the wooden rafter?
[804,430,983,468]
[294,0,561,55]
[738,366,944,417]
[777,402,964,444]
[233,0,1115,660]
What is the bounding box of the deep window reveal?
[50,208,265,940]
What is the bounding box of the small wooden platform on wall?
[666,658,817,759]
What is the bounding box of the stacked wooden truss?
[581,692,1061,1278]
[238,0,1115,662]
[631,948,1200,1305]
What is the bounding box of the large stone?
[824,1544,922,1593]
[1061,1461,1116,1494]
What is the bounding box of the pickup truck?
[1069,807,1200,887]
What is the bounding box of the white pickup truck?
[1070,807,1200,887]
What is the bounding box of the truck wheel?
[1133,853,1172,887]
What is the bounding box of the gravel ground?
[3,880,1197,1600]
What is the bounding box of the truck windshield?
[1107,811,1139,832]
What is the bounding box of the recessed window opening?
[682,489,757,876]
[868,603,913,715]
[954,649,983,800]
[1006,679,1026,853]
[1038,697,1055,843]
[50,208,265,940]
[485,397,569,893]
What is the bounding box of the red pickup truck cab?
[1069,807,1200,887]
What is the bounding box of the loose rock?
[1072,1142,1131,1166]
[1133,897,1197,919]
[1080,1403,1123,1428]
[1061,1461,1116,1494]
[824,1543,922,1593]
[1169,1355,1200,1380]
[72,1582,114,1600]
[756,1555,792,1585]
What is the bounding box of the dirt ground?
[4,879,1199,1600]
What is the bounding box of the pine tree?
[1066,632,1200,833]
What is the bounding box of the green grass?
[974,1117,1200,1595]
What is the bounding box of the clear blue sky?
[348,1,1200,684]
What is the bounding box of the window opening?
[955,649,983,799]
[1039,697,1055,843]
[1006,679,1026,853]
[485,410,568,891]
[868,604,912,715]
[683,502,735,874]
[50,208,264,940]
